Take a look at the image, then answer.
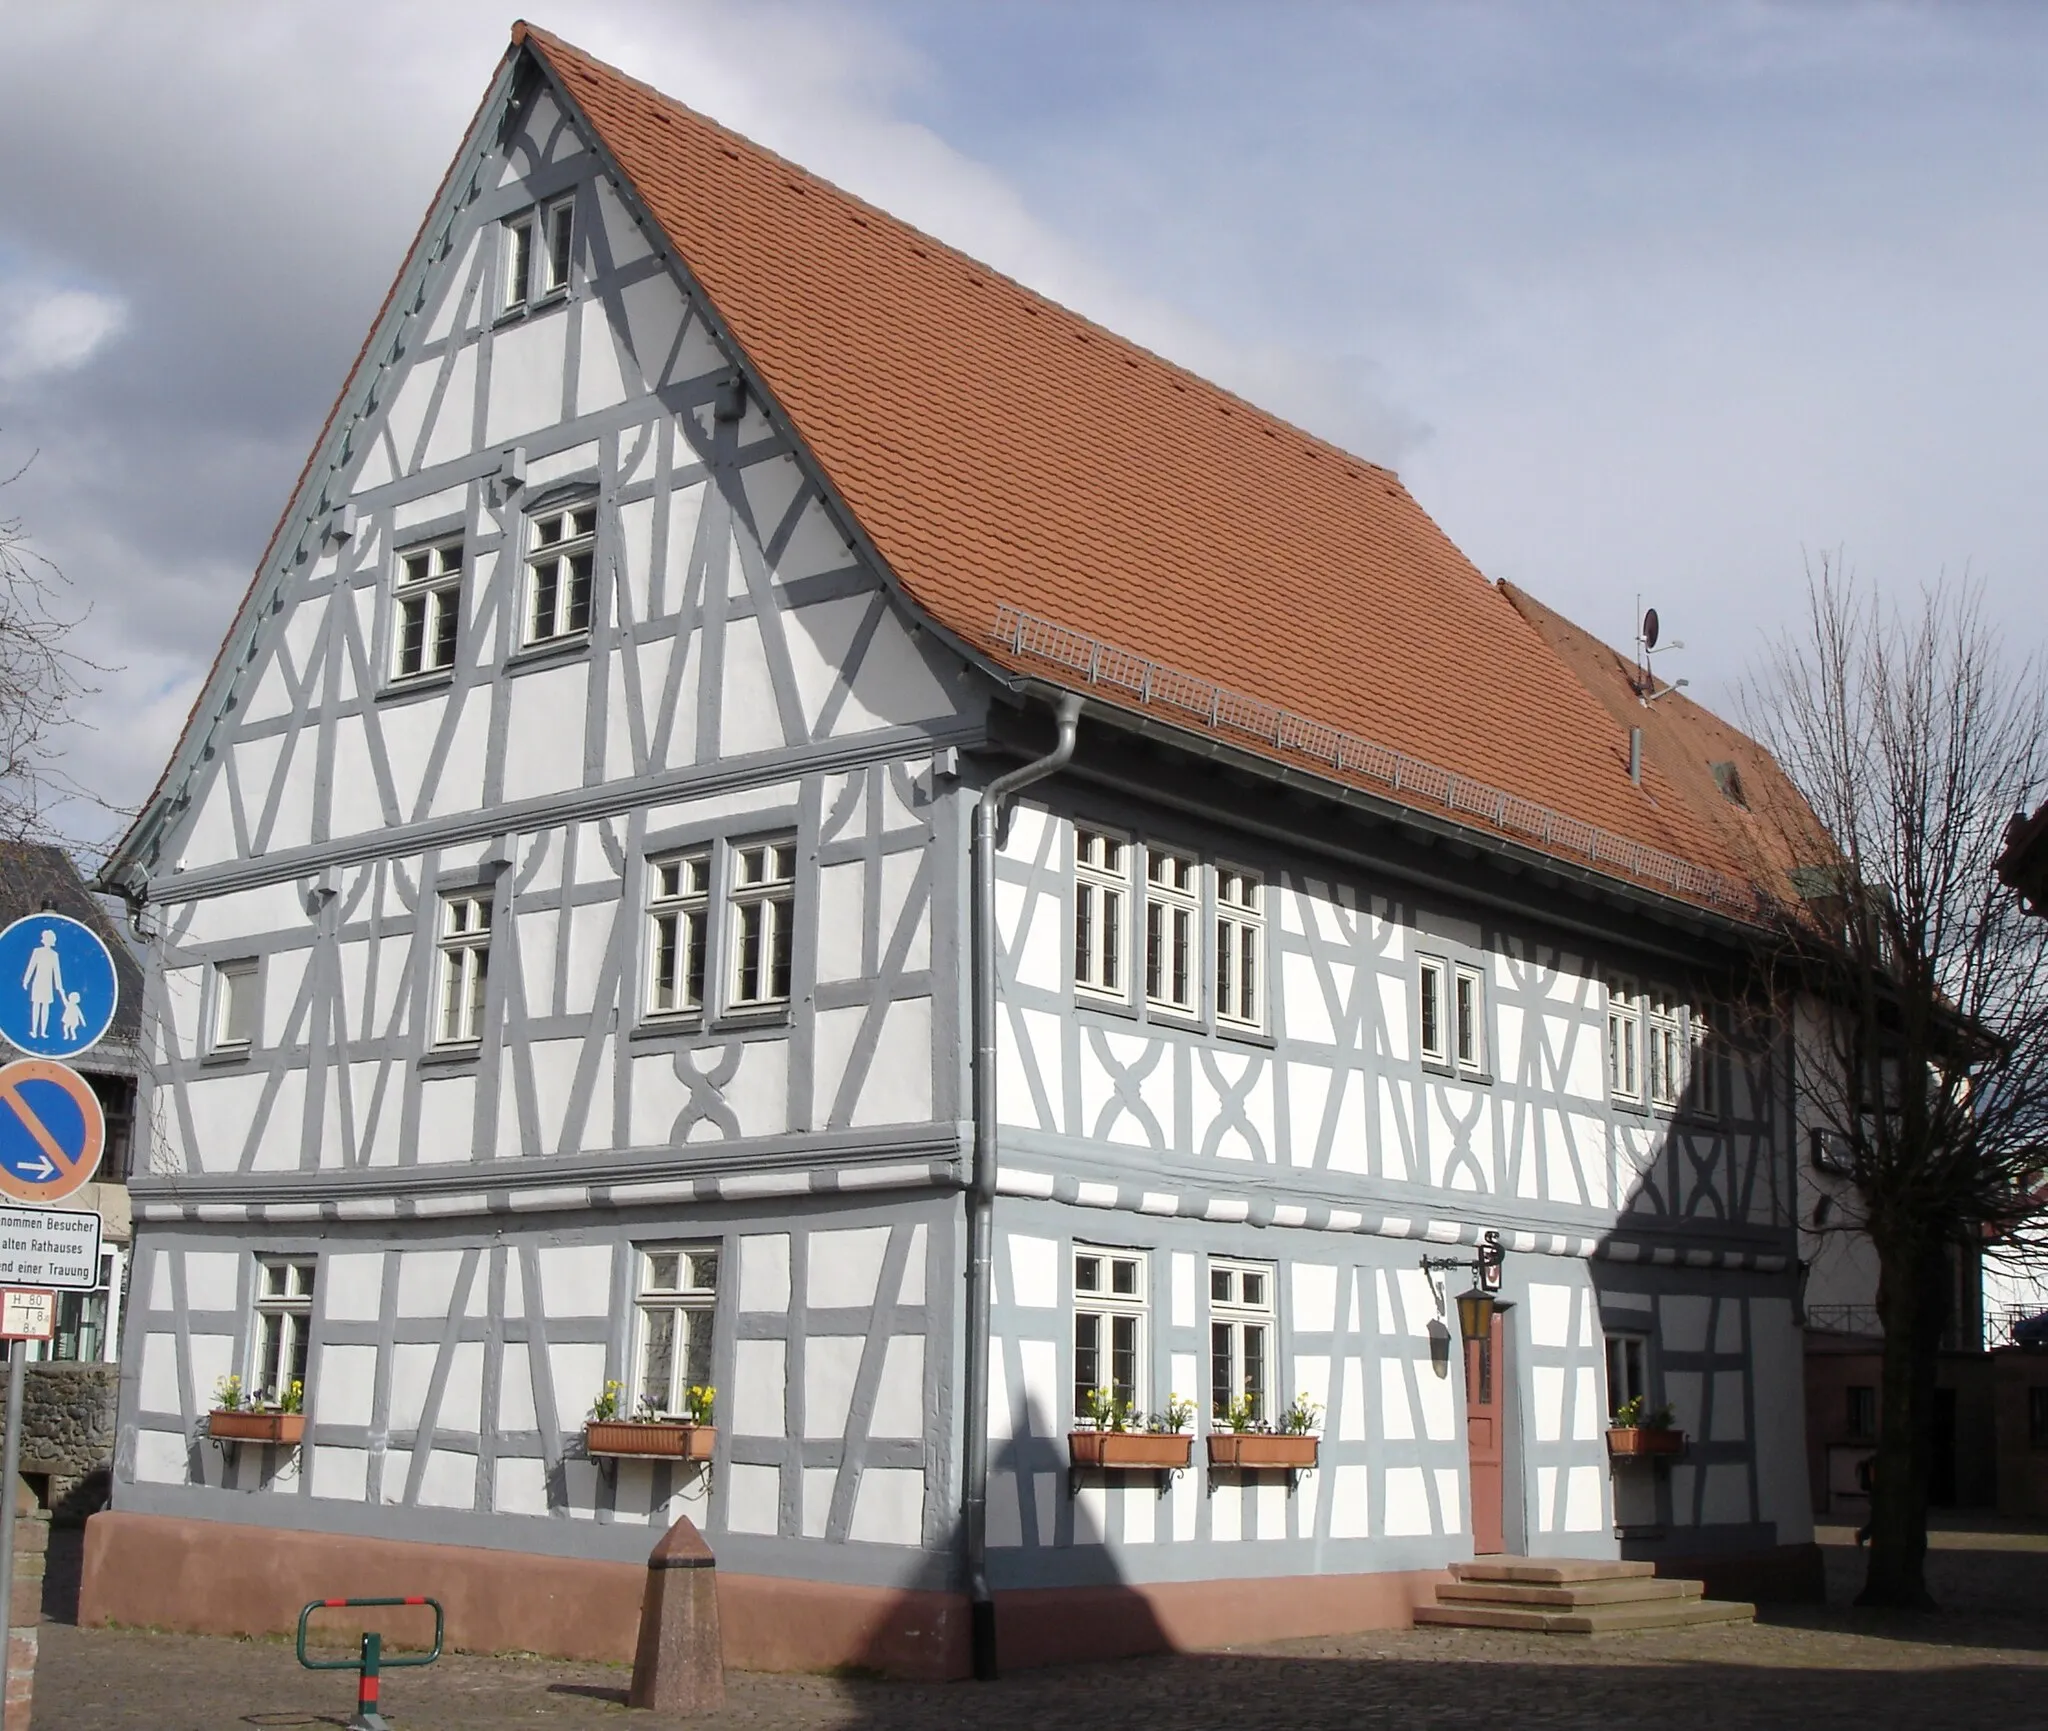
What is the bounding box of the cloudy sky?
[2,1,2044,859]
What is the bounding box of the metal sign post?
[0,912,115,1664]
[0,1286,56,1650]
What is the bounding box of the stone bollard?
[627,1516,724,1714]
[6,1482,46,1731]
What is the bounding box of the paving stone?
[28,1528,2048,1730]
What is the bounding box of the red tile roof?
[1501,583,1831,904]
[520,25,1774,915]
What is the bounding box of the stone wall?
[19,1365,117,1524]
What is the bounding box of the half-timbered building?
[84,24,1819,1674]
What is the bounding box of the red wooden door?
[1465,1312,1505,1554]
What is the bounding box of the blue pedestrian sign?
[0,913,118,1059]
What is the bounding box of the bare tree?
[0,448,101,844]
[1747,559,2048,1607]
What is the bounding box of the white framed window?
[392,538,463,680]
[646,851,711,1018]
[1606,979,1642,1102]
[1647,992,1682,1109]
[1208,1259,1273,1426]
[523,498,597,647]
[1418,956,1449,1067]
[436,892,492,1046]
[1074,827,1128,999]
[633,1244,719,1417]
[1144,845,1200,1015]
[1605,1332,1648,1416]
[253,1257,315,1405]
[502,193,574,314]
[728,838,795,1011]
[1690,1008,1721,1118]
[1453,962,1488,1076]
[1073,1245,1146,1419]
[1214,866,1264,1031]
[211,958,259,1053]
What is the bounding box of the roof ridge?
[514,21,1402,488]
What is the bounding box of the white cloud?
[0,0,2043,853]
[0,285,126,383]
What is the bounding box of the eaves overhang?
[982,678,1773,975]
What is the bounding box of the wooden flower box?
[1605,1425,1685,1459]
[1067,1430,1193,1471]
[584,1420,717,1461]
[1207,1432,1319,1470]
[208,1410,305,1445]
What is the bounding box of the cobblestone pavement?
[33,1526,2048,1731]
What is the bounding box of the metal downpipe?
[964,692,1081,1681]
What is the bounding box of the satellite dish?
[1642,608,1660,650]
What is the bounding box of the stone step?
[1415,1596,1756,1635]
[1436,1576,1703,1609]
[1449,1558,1657,1585]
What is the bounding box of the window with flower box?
[1073,1246,1147,1420]
[1208,1259,1273,1426]
[253,1258,315,1406]
[633,1245,719,1418]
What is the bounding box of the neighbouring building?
[83,25,1827,1675]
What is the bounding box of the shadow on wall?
[1579,1038,1826,1605]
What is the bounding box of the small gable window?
[646,851,711,1019]
[502,193,574,315]
[728,838,796,1012]
[523,498,597,648]
[392,537,463,680]
[211,958,259,1054]
[436,892,493,1047]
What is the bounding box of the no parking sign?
[0,1059,103,1205]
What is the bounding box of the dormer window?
[502,194,574,315]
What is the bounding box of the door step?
[1451,1559,1654,1584]
[1436,1576,1700,1608]
[1415,1558,1755,1634]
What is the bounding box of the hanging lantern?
[1454,1285,1496,1344]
